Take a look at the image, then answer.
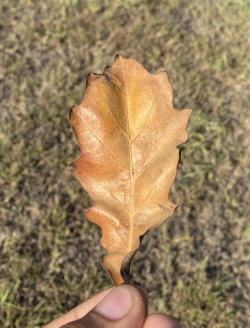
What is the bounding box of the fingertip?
[73,284,148,328]
[144,313,180,328]
[126,283,148,311]
[121,284,148,317]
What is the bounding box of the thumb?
[61,284,147,328]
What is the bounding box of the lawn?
[0,0,249,327]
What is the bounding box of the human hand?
[44,284,179,328]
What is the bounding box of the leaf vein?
[79,112,129,170]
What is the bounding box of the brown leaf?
[69,55,192,285]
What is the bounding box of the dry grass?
[0,0,249,327]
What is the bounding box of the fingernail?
[94,285,132,320]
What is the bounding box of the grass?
[0,0,249,327]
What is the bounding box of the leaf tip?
[114,53,126,61]
[86,72,101,88]
[68,104,78,123]
[185,108,193,117]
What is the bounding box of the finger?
[44,287,113,328]
[144,313,180,328]
[61,284,147,328]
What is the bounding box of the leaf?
[69,55,192,285]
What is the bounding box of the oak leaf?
[69,55,191,285]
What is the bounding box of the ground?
[0,0,249,327]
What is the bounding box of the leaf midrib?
[119,57,135,253]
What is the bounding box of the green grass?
[0,0,249,327]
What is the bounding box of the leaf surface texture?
[70,55,192,284]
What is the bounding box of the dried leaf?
[69,55,192,284]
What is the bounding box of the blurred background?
[0,0,249,327]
